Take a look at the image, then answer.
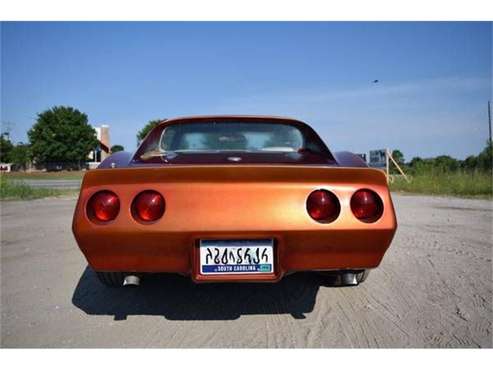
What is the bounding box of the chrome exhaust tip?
[338,272,359,286]
[317,269,369,287]
[123,275,140,286]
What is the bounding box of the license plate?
[199,239,274,275]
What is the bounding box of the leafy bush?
[8,143,32,170]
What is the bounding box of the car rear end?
[72,165,397,283]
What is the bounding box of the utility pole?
[488,101,492,144]
[385,148,390,183]
[489,101,492,173]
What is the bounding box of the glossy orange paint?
[72,165,397,283]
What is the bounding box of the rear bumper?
[73,228,395,282]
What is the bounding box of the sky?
[1,22,492,160]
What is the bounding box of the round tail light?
[87,191,120,222]
[350,189,383,223]
[132,190,165,222]
[306,189,340,223]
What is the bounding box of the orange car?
[72,115,397,287]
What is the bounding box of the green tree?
[110,144,125,153]
[411,157,438,174]
[9,143,32,170]
[433,155,459,172]
[391,149,404,165]
[388,149,406,174]
[408,156,423,168]
[476,140,493,172]
[0,134,14,162]
[137,119,165,145]
[28,106,98,170]
[461,155,478,171]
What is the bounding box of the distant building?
[87,125,110,169]
[369,149,387,168]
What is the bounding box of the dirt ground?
[1,194,491,348]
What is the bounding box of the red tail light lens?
[351,189,383,223]
[132,190,165,222]
[87,191,120,222]
[306,189,340,223]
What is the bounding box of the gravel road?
[1,194,491,348]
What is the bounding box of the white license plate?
[199,239,274,275]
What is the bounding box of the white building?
[87,125,110,169]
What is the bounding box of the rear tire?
[96,271,126,287]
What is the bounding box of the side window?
[160,127,177,151]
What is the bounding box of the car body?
[72,115,397,286]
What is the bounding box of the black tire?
[96,271,126,287]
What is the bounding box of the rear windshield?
[138,121,329,159]
[161,122,304,152]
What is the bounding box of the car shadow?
[71,266,337,321]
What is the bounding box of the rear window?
[136,120,331,161]
[160,122,304,152]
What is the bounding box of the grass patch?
[3,169,491,199]
[0,176,77,200]
[3,170,84,180]
[390,171,493,198]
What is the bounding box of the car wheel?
[95,271,126,287]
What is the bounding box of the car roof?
[154,115,310,129]
[133,114,334,162]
